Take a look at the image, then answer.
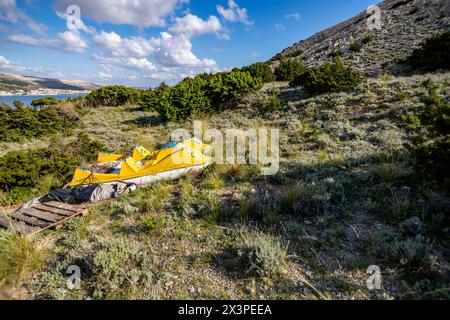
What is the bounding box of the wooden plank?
[0,216,39,235]
[33,204,74,217]
[9,212,50,228]
[22,208,61,223]
[43,201,81,213]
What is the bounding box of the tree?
[85,85,140,107]
[274,59,305,81]
[241,62,275,83]
[30,97,59,108]
[207,70,263,103]
[155,77,211,122]
[290,58,364,95]
[12,100,24,108]
[404,31,450,72]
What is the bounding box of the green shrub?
[155,77,211,122]
[241,62,275,83]
[274,59,305,81]
[391,0,413,9]
[154,71,262,122]
[208,70,263,103]
[30,97,59,108]
[86,85,141,107]
[0,104,77,142]
[264,90,283,112]
[0,134,104,204]
[235,230,287,278]
[404,31,450,71]
[411,82,450,189]
[377,233,432,270]
[350,42,362,52]
[283,50,304,59]
[12,100,24,108]
[139,215,165,232]
[138,82,170,111]
[290,58,364,94]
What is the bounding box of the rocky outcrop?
[272,0,449,77]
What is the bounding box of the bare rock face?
[272,0,450,77]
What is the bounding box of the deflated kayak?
[68,138,211,187]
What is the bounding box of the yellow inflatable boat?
[68,138,211,187]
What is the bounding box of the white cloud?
[9,31,88,53]
[274,23,285,31]
[0,55,25,71]
[156,32,217,70]
[125,57,155,71]
[285,13,301,21]
[94,31,160,59]
[0,0,48,34]
[93,29,219,81]
[168,13,229,39]
[217,0,252,26]
[93,31,122,50]
[98,71,113,79]
[58,31,89,53]
[53,0,188,28]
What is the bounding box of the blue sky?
[0,0,377,87]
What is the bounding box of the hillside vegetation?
[0,5,449,300]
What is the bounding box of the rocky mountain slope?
[0,72,101,93]
[272,0,449,77]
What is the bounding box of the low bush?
[377,233,433,271]
[0,104,77,142]
[86,85,141,107]
[274,59,305,81]
[264,91,283,112]
[30,97,59,108]
[208,70,263,103]
[290,58,364,95]
[154,76,211,122]
[139,215,166,232]
[139,82,170,111]
[154,70,262,122]
[0,134,104,204]
[404,31,450,71]
[241,62,275,83]
[411,81,450,190]
[235,230,287,278]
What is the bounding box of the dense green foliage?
[241,62,275,83]
[30,97,59,108]
[411,81,450,189]
[153,70,262,121]
[138,82,170,111]
[290,58,364,94]
[0,134,104,204]
[274,59,305,81]
[86,85,141,107]
[404,31,450,72]
[0,104,77,142]
[154,77,211,122]
[207,70,263,103]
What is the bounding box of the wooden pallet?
[0,201,88,238]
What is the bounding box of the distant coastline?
[0,88,92,97]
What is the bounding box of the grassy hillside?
[0,0,448,300]
[1,71,448,299]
